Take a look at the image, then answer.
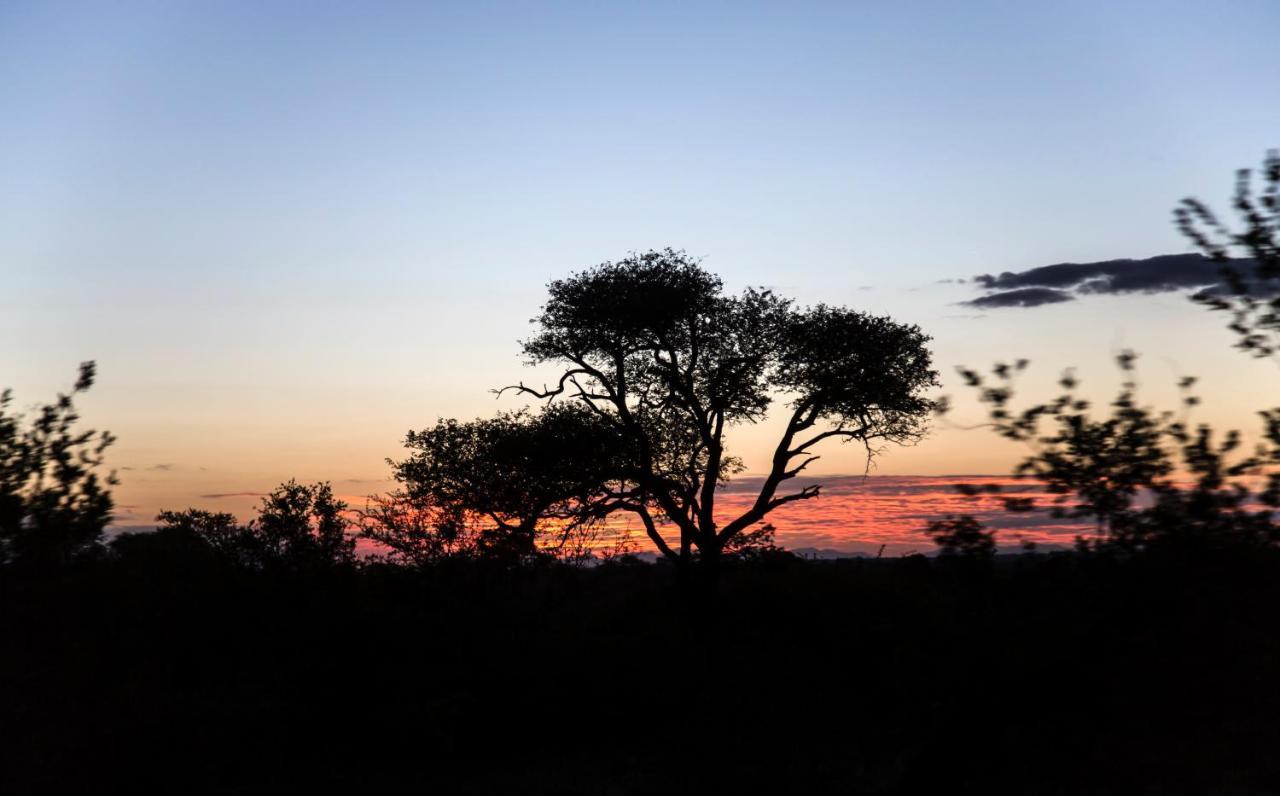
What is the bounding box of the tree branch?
[635,507,678,560]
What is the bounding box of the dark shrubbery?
[147,480,356,571]
[3,545,1279,794]
[0,362,115,568]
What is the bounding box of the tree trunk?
[674,543,721,615]
[693,540,721,610]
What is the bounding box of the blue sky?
[1,1,1278,522]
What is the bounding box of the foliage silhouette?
[950,350,1280,554]
[1177,149,1280,357]
[505,249,938,575]
[935,153,1280,557]
[721,521,795,562]
[0,362,115,567]
[152,507,244,556]
[386,403,622,562]
[155,480,355,570]
[355,489,478,566]
[255,479,355,566]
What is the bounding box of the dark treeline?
[2,152,1279,793]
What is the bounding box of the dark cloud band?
[967,287,1075,308]
[965,253,1255,309]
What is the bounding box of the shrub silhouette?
[1176,149,1280,357]
[951,351,1279,553]
[155,480,355,570]
[0,362,116,567]
[935,153,1280,555]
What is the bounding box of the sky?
[1,1,1278,540]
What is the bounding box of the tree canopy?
[389,404,623,560]
[507,249,938,567]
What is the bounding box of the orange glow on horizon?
[485,474,1092,558]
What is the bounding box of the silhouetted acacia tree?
[507,249,938,574]
[1177,149,1280,357]
[388,404,622,561]
[0,362,116,566]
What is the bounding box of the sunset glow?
[5,1,1278,558]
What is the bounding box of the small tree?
[252,480,355,568]
[0,362,116,566]
[389,404,623,560]
[507,249,938,576]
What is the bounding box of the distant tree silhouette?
[153,508,243,556]
[156,480,355,569]
[505,249,938,577]
[0,362,116,566]
[1176,149,1280,357]
[387,404,622,561]
[254,480,355,567]
[924,514,996,560]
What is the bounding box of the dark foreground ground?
[2,544,1279,794]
